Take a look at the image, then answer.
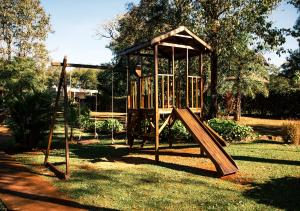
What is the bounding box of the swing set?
[43,56,112,179]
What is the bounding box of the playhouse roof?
[117,26,212,58]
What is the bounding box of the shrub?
[282,122,300,145]
[79,117,123,133]
[102,119,123,133]
[208,118,255,142]
[78,114,93,131]
[160,120,191,141]
[7,91,52,149]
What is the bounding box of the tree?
[100,0,285,118]
[219,36,269,120]
[67,68,99,90]
[0,0,51,65]
[0,58,51,149]
[0,57,47,98]
[283,0,300,83]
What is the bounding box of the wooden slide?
[173,108,238,176]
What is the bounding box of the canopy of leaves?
[67,68,99,90]
[0,0,51,66]
[0,57,47,100]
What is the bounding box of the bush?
[78,115,93,131]
[101,119,123,133]
[208,118,255,142]
[7,91,52,149]
[79,117,123,133]
[161,120,191,141]
[282,122,300,145]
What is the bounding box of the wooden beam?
[186,49,189,107]
[174,34,193,39]
[172,47,175,107]
[158,42,199,51]
[62,58,70,177]
[45,162,68,180]
[44,58,67,164]
[51,62,109,69]
[154,45,160,162]
[159,115,171,134]
[199,54,204,117]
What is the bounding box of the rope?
[111,67,114,144]
[94,93,98,140]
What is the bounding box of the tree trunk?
[234,67,242,121]
[69,126,73,141]
[209,50,218,118]
[234,90,241,121]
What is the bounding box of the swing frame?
[44,56,110,179]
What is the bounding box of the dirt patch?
[222,172,254,186]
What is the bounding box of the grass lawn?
[2,117,300,210]
[14,140,300,210]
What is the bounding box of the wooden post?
[172,47,175,107]
[154,45,160,162]
[44,58,67,164]
[199,54,204,118]
[186,49,189,107]
[62,57,70,177]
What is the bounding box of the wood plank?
[51,62,109,69]
[159,42,199,51]
[62,58,70,176]
[172,47,175,106]
[44,57,66,164]
[186,49,189,107]
[158,115,171,134]
[154,45,160,162]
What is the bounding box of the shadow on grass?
[251,125,283,136]
[70,144,130,160]
[120,156,217,178]
[70,144,217,178]
[232,155,300,166]
[0,188,117,211]
[131,148,203,159]
[244,177,300,210]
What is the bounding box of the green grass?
[14,140,300,211]
[0,200,7,211]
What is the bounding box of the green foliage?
[0,0,51,64]
[208,118,255,142]
[0,58,52,149]
[7,91,52,149]
[160,120,191,141]
[171,120,191,140]
[78,115,93,131]
[101,119,123,133]
[79,116,123,133]
[0,57,46,97]
[67,68,99,90]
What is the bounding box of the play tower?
[118,26,238,176]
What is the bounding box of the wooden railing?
[188,75,202,109]
[158,74,174,109]
[128,74,201,110]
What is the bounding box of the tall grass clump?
[282,121,300,145]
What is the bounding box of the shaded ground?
[244,177,300,210]
[0,151,115,211]
[0,125,116,211]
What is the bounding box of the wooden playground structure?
[118,26,238,176]
[43,57,109,179]
[44,26,238,178]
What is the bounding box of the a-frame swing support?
[44,56,109,179]
[44,56,70,179]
